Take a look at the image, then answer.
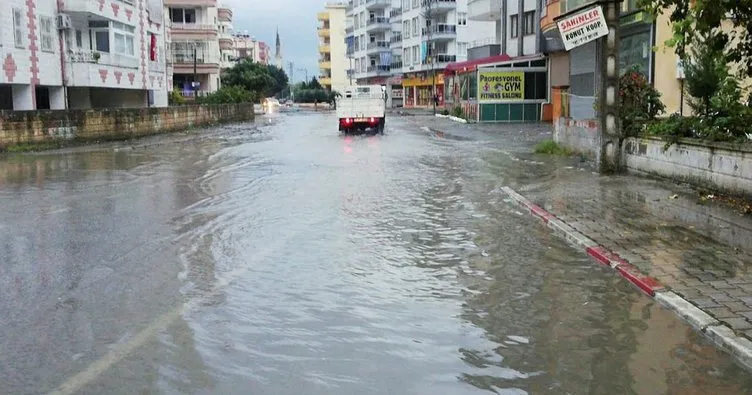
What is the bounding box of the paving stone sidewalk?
[415,116,752,341]
[520,171,752,341]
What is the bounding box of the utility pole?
[287,61,294,101]
[193,45,198,96]
[423,0,436,115]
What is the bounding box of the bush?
[452,106,464,118]
[619,66,665,137]
[196,86,255,105]
[169,90,186,106]
[441,109,449,116]
[534,140,571,155]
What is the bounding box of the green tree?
[221,60,289,100]
[266,64,289,97]
[638,0,752,76]
[308,77,323,90]
[683,35,729,117]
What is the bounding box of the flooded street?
[1,112,751,394]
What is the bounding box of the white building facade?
[165,0,223,97]
[345,0,492,108]
[467,0,541,59]
[0,0,169,110]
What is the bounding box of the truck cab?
[336,85,387,134]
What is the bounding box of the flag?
[379,52,391,66]
[421,41,428,63]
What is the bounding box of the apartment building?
[318,3,349,93]
[467,0,541,59]
[165,0,224,97]
[218,6,234,69]
[232,33,270,65]
[346,0,492,108]
[0,0,169,110]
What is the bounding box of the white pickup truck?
[336,85,387,134]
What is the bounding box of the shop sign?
[391,89,404,99]
[478,71,524,102]
[402,73,444,87]
[557,5,609,51]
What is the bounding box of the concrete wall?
[554,117,600,159]
[624,138,752,197]
[0,103,254,150]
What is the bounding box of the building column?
[49,87,66,110]
[12,84,34,110]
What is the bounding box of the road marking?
[48,235,293,395]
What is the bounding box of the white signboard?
[558,5,609,51]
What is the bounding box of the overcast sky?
[223,0,330,83]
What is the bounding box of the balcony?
[170,51,221,74]
[319,44,331,53]
[467,0,502,21]
[64,51,142,88]
[541,0,561,31]
[164,0,217,6]
[318,27,330,37]
[389,8,402,20]
[366,64,391,76]
[366,16,390,32]
[421,24,457,41]
[319,76,332,86]
[366,41,390,53]
[319,60,332,69]
[390,61,403,71]
[219,35,233,50]
[346,25,354,34]
[218,7,232,22]
[421,0,457,14]
[171,23,219,39]
[318,12,329,21]
[365,0,390,10]
[390,33,402,47]
[61,0,137,23]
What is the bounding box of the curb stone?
[499,186,752,372]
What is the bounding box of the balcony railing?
[366,16,390,29]
[67,51,139,69]
[367,65,391,74]
[423,54,456,64]
[421,24,457,37]
[390,8,402,18]
[390,61,403,70]
[367,41,390,51]
[171,23,219,33]
[421,0,457,11]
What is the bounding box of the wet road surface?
[1,113,752,394]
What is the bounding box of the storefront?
[402,72,444,108]
[445,55,548,123]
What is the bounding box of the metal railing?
[421,24,457,36]
[422,54,456,64]
[366,16,390,26]
[367,41,390,50]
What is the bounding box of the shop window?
[523,71,548,100]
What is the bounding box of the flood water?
[1,113,751,395]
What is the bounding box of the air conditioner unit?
[57,14,72,30]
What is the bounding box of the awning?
[443,54,513,76]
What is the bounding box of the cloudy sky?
[223,0,330,83]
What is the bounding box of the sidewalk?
[417,117,752,346]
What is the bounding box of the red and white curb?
[500,186,752,371]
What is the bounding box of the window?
[112,22,136,56]
[40,16,54,52]
[457,13,467,26]
[412,17,418,36]
[13,8,24,48]
[523,11,535,35]
[412,0,418,8]
[412,45,418,65]
[510,14,519,38]
[75,30,83,48]
[403,21,410,38]
[457,42,468,57]
[169,8,196,24]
